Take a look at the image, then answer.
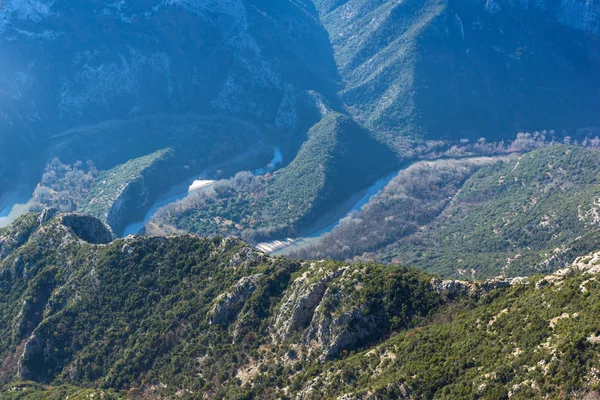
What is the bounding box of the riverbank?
[256,169,400,255]
[122,146,282,236]
[256,155,515,256]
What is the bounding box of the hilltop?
[2,212,600,398]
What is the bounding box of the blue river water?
[0,186,34,227]
[261,169,400,255]
[122,146,282,236]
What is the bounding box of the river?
[121,146,283,236]
[256,169,400,255]
[256,154,515,255]
[0,185,35,228]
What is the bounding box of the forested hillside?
[3,212,600,398]
[290,145,600,280]
[1,0,599,214]
[313,0,600,146]
[0,0,600,399]
[289,156,513,261]
[0,0,338,193]
[377,145,600,278]
[147,113,399,242]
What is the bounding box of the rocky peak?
[209,274,263,325]
[38,207,58,225]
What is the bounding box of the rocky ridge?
[3,212,600,397]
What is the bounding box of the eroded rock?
[430,278,476,296]
[18,335,55,382]
[209,274,263,325]
[273,265,347,341]
[38,208,58,225]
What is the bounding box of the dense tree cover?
[30,159,99,213]
[375,145,600,278]
[294,269,600,399]
[289,156,510,261]
[1,382,123,399]
[149,113,399,243]
[4,213,600,398]
[4,115,274,237]
[0,212,441,398]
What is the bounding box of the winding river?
[256,154,515,255]
[121,146,283,236]
[256,169,400,255]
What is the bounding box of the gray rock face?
[102,151,178,235]
[430,278,476,296]
[209,274,262,325]
[229,247,262,269]
[38,208,58,225]
[61,214,113,244]
[304,304,377,359]
[273,266,347,341]
[431,276,527,297]
[18,335,53,382]
[273,265,383,359]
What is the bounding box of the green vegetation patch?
[151,113,399,242]
[379,145,600,278]
[297,271,600,399]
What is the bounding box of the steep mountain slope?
[4,212,600,398]
[377,145,600,278]
[0,0,339,193]
[1,0,599,245]
[0,211,441,397]
[0,114,273,231]
[147,112,399,241]
[314,0,600,146]
[2,0,599,192]
[77,149,178,236]
[291,256,600,399]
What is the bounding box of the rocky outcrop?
[304,304,378,359]
[430,278,476,296]
[61,214,112,244]
[38,208,58,225]
[273,264,394,359]
[273,265,347,341]
[431,276,530,297]
[209,274,262,325]
[14,284,53,340]
[104,151,179,236]
[229,247,263,269]
[18,335,55,382]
